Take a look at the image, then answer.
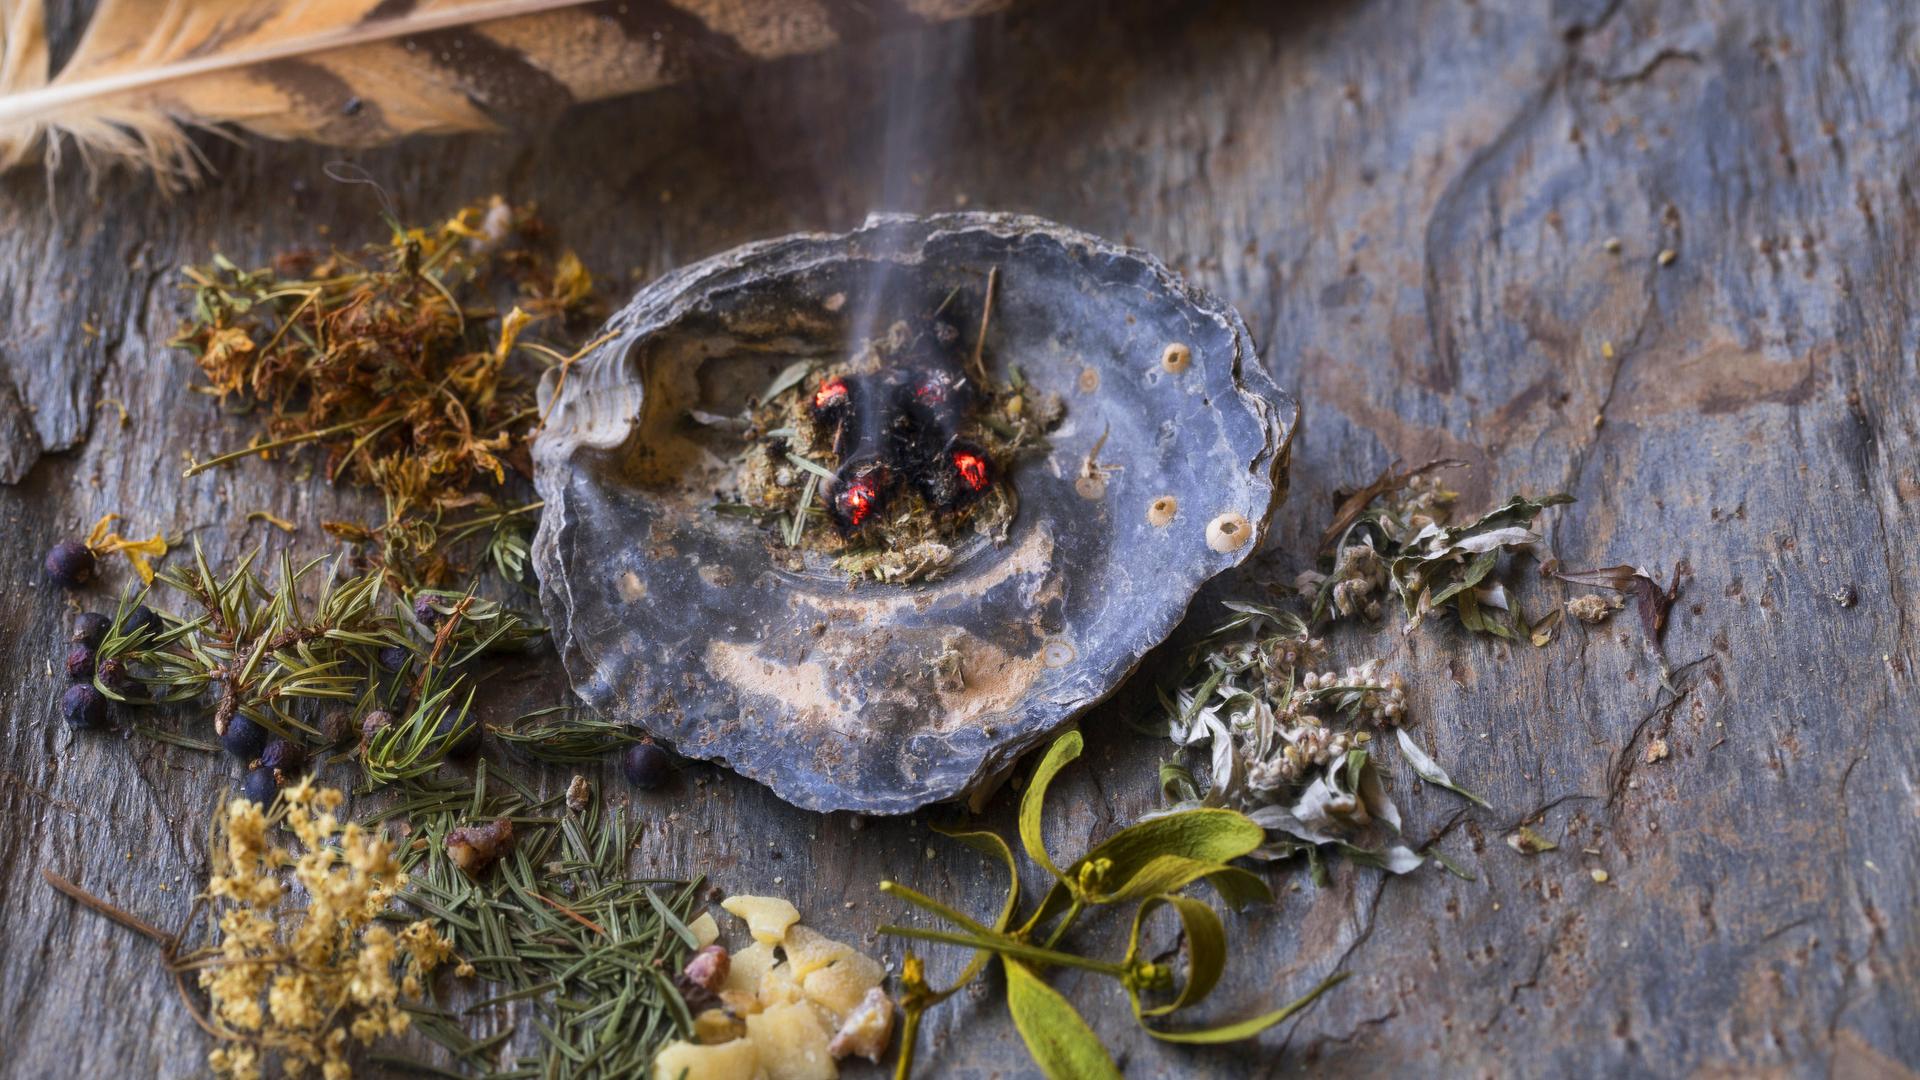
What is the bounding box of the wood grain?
[1,1,1914,1077]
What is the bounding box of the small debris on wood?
[1507,826,1558,855]
[1567,593,1624,623]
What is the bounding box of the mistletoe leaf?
[1005,961,1124,1080]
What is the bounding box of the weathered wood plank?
[1,1,1915,1077]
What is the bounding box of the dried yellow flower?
[186,785,456,1079]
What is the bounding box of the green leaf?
[1425,845,1477,881]
[1394,728,1490,807]
[1337,842,1424,874]
[760,359,815,403]
[1005,961,1123,1080]
[934,827,1021,932]
[1019,729,1083,882]
[1125,894,1227,1017]
[1138,971,1348,1044]
[1094,855,1272,909]
[1025,808,1266,933]
[1427,549,1500,606]
[921,826,1022,1000]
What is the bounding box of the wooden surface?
[3,1,1917,1076]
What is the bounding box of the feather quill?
[0,0,1006,185]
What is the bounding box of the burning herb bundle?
[172,195,598,587]
[880,730,1343,1078]
[722,277,1062,583]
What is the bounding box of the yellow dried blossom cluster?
[195,779,454,1080]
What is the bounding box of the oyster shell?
[533,213,1295,813]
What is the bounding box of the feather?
[0,0,1008,185]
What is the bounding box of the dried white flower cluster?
[1302,658,1410,726]
[1157,602,1424,871]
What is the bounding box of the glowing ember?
[813,376,850,412]
[828,458,895,535]
[912,438,994,514]
[839,478,879,525]
[952,448,990,492]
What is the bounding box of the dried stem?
[41,869,176,947]
[968,265,998,385]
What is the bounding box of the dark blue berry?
[95,657,142,699]
[222,715,271,761]
[70,612,111,648]
[412,594,444,628]
[60,683,107,728]
[45,541,96,588]
[124,605,163,638]
[260,739,307,776]
[378,644,410,672]
[64,645,96,682]
[436,713,482,757]
[622,742,670,790]
[239,766,278,806]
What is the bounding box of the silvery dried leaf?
[1339,842,1424,874]
[1248,804,1342,846]
[1395,727,1490,807]
[1450,526,1541,555]
[1354,754,1402,832]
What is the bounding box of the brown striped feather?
[0,0,1006,186]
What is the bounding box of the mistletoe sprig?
[878,730,1345,1078]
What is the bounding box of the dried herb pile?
[46,782,459,1080]
[1302,464,1572,641]
[880,730,1343,1078]
[1154,600,1459,879]
[719,279,1063,585]
[1153,470,1578,879]
[172,195,598,587]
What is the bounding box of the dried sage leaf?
[1395,727,1491,807]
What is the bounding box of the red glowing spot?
[915,381,947,406]
[953,450,990,492]
[814,377,849,410]
[837,478,880,527]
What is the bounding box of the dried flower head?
[192,779,454,1080]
